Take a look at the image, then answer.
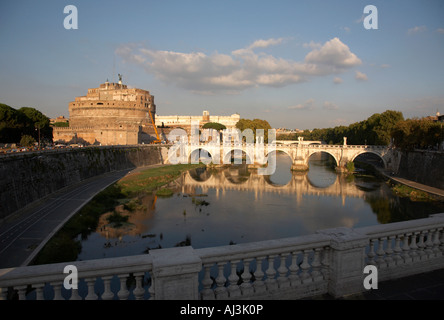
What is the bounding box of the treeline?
[391,118,443,150]
[0,103,52,145]
[278,110,443,150]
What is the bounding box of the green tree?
[235,118,272,142]
[20,135,36,147]
[202,122,226,131]
[0,103,30,143]
[18,107,52,142]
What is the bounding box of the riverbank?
[31,163,204,265]
[354,160,444,201]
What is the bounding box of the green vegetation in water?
[156,188,174,197]
[391,184,433,201]
[117,163,205,196]
[31,164,204,265]
[346,161,355,173]
[106,211,129,227]
[192,197,210,206]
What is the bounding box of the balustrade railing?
[0,255,154,300]
[1,214,444,300]
[196,234,331,300]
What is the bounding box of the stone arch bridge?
[167,139,396,173]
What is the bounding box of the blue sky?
[1,0,443,129]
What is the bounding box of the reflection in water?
[77,153,444,261]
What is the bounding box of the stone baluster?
[85,278,98,300]
[439,228,444,254]
[276,253,289,289]
[311,248,323,282]
[288,251,301,286]
[320,247,330,281]
[367,239,376,265]
[101,276,114,300]
[376,237,386,268]
[393,235,403,265]
[117,274,130,300]
[425,230,434,259]
[227,260,241,298]
[253,256,266,294]
[214,262,228,299]
[385,236,395,268]
[148,277,155,300]
[69,288,82,300]
[16,285,27,300]
[401,233,412,264]
[417,231,426,260]
[133,272,146,300]
[0,287,7,300]
[410,232,419,262]
[34,283,45,300]
[201,264,214,300]
[300,250,312,284]
[51,282,64,300]
[432,228,442,257]
[265,255,277,291]
[240,259,254,295]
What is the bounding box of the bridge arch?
[222,148,254,165]
[305,150,339,167]
[189,147,215,164]
[350,150,387,169]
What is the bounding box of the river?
[76,152,444,261]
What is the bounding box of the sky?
[1,0,443,130]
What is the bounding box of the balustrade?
[1,214,444,300]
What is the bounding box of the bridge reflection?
[179,164,371,206]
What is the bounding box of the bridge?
[166,137,396,173]
[179,167,368,206]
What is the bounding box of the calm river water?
[76,153,444,261]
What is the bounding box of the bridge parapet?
[2,213,443,300]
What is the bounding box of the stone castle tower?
[53,79,158,145]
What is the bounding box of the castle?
[53,78,158,145]
[53,79,241,145]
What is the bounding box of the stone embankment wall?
[395,150,444,190]
[0,146,168,219]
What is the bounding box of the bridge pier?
[291,159,309,172]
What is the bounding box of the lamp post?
[35,124,41,149]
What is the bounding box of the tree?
[0,104,53,144]
[0,103,30,143]
[18,107,52,142]
[235,118,272,142]
[202,122,226,131]
[20,135,36,147]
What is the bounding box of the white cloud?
[333,77,343,84]
[249,38,284,50]
[355,71,368,81]
[407,25,427,35]
[323,101,338,110]
[288,98,315,110]
[117,37,362,94]
[305,37,362,73]
[436,28,444,34]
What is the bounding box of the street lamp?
[35,124,41,149]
